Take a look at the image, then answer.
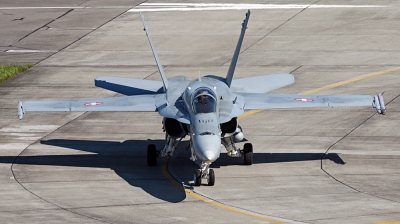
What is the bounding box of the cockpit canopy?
[192,87,217,114]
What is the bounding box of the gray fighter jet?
[18,11,386,186]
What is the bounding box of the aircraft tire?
[207,169,215,186]
[194,169,202,186]
[147,144,157,166]
[243,143,253,165]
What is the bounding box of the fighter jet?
[18,10,386,186]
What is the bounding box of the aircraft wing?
[18,94,159,119]
[95,76,163,95]
[237,93,386,114]
[230,74,294,93]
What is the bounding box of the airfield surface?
[1,1,400,223]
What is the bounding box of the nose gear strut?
[194,162,215,186]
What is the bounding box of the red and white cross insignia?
[294,98,314,102]
[84,102,103,106]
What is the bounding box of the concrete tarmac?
[1,1,400,223]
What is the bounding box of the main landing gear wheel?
[194,169,202,186]
[147,144,157,166]
[243,143,253,165]
[207,169,215,186]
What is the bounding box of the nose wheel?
[207,169,215,186]
[194,168,215,186]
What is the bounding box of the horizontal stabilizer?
[231,73,294,93]
[95,76,163,95]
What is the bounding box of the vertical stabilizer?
[140,12,168,92]
[226,10,250,87]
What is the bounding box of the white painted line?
[0,4,385,11]
[136,5,187,8]
[0,125,60,132]
[5,50,58,53]
[0,6,130,10]
[140,3,385,8]
[129,3,385,12]
[0,6,86,9]
[141,3,308,7]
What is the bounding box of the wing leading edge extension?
[238,93,386,114]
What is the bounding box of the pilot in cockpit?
[199,93,210,105]
[193,88,217,114]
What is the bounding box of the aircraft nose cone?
[204,150,216,161]
[193,134,221,162]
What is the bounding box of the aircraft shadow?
[212,151,345,167]
[1,139,345,200]
[174,148,345,169]
[172,147,345,187]
[0,139,186,203]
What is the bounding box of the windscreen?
[192,88,217,114]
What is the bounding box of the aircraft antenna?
[225,10,250,87]
[140,12,168,92]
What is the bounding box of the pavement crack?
[143,66,167,80]
[65,201,172,210]
[290,65,302,74]
[10,112,114,224]
[18,9,74,42]
[12,17,24,21]
[305,211,400,222]
[55,9,74,20]
[33,6,136,66]
[220,0,322,67]
[320,94,400,203]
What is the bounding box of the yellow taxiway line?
[161,67,400,223]
[239,67,400,119]
[161,142,285,223]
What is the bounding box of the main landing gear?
[147,135,181,167]
[243,143,253,165]
[147,144,158,166]
[194,166,215,186]
[222,137,253,165]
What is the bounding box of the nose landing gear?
[207,169,215,186]
[194,163,215,186]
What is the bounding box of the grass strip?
[0,64,33,83]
